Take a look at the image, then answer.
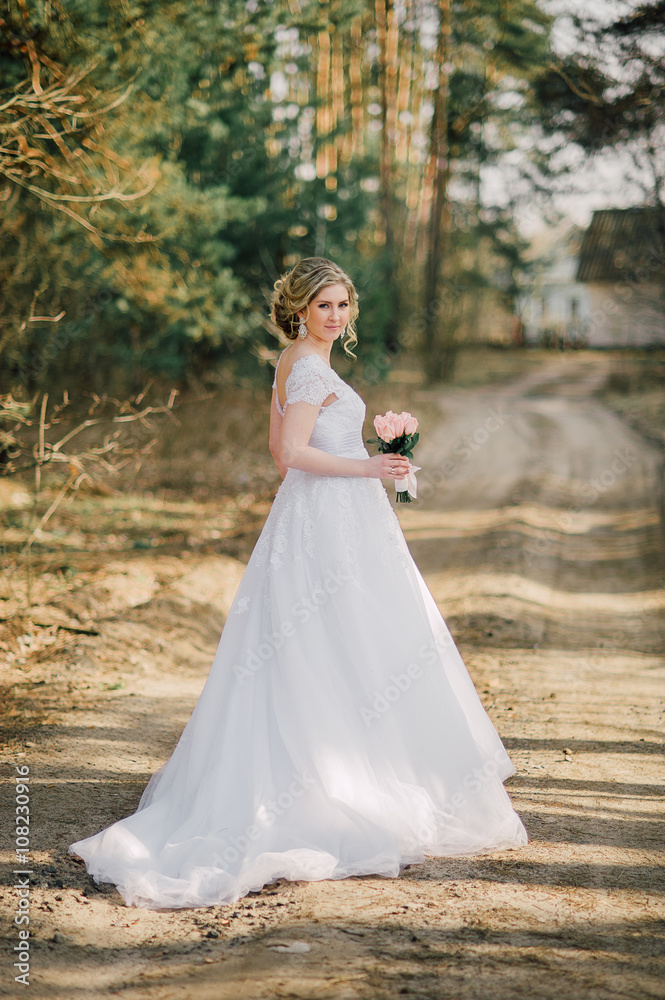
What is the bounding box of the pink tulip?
[374,414,394,441]
[385,410,405,438]
[402,412,418,435]
[374,410,418,443]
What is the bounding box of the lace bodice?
[273,351,367,458]
[255,347,412,580]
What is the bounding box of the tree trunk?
[376,0,400,354]
[423,0,453,383]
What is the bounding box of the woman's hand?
[364,453,412,479]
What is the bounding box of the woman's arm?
[269,389,289,479]
[280,397,410,479]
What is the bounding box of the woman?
[69,257,527,910]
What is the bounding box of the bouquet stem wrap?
[394,464,421,501]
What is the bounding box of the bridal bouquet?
[366,410,421,503]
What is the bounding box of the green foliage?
[1,0,569,396]
[533,2,665,204]
[1,0,282,392]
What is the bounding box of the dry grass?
[597,350,665,451]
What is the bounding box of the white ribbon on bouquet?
[394,464,421,499]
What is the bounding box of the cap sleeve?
[285,357,337,408]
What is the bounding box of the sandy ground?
[1,352,664,999]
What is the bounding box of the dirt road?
[1,352,664,999]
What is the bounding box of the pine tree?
[417,0,554,381]
[0,0,283,392]
[535,2,665,208]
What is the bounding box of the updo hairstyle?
[270,257,359,360]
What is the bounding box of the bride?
[69,256,528,909]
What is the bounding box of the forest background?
[1,7,664,995]
[0,0,663,509]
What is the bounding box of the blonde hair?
[270,257,359,360]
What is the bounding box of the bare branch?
[0,12,154,245]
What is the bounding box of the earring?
[298,320,308,340]
[340,326,346,339]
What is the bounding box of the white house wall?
[521,282,592,345]
[585,283,665,347]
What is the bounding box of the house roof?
[576,208,665,283]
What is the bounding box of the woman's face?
[299,283,350,343]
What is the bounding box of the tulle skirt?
[69,451,528,909]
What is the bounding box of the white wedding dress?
[69,352,528,909]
